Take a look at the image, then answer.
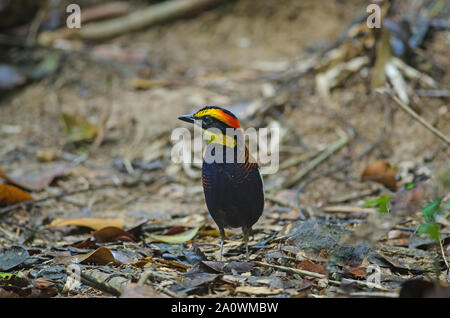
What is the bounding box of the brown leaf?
[161,226,186,236]
[297,260,327,275]
[50,218,124,230]
[345,266,366,279]
[361,160,397,189]
[0,163,73,192]
[71,247,117,265]
[0,184,34,206]
[93,226,136,243]
[32,278,57,297]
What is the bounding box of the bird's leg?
[219,227,226,262]
[243,227,251,261]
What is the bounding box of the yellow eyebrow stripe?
[194,108,240,128]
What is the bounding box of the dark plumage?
[178,106,265,261]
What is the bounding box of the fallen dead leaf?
[0,184,34,206]
[297,260,327,275]
[71,247,117,265]
[32,277,58,297]
[0,163,74,192]
[50,218,124,230]
[93,226,136,243]
[361,160,397,189]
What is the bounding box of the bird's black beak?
[178,114,195,124]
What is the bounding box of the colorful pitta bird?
[178,106,264,261]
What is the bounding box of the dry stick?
[349,291,398,298]
[283,135,349,189]
[439,239,450,269]
[255,261,390,291]
[78,0,229,40]
[391,95,450,145]
[294,105,390,219]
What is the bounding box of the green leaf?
[421,198,442,223]
[61,113,98,142]
[363,195,392,214]
[405,183,415,190]
[149,226,201,244]
[0,273,13,279]
[418,223,441,242]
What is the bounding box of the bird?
[178,106,265,261]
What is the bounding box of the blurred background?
[0,0,449,298]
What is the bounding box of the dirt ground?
[0,0,449,298]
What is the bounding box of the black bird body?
[202,143,264,231]
[178,106,265,260]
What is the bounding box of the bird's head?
[178,106,241,134]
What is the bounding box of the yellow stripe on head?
[194,107,241,128]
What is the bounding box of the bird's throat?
[202,129,236,148]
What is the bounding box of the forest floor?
[0,0,449,298]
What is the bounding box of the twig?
[349,291,398,298]
[279,148,324,170]
[283,135,349,188]
[323,205,376,214]
[256,261,326,279]
[27,6,48,46]
[391,95,450,145]
[255,261,389,290]
[439,239,449,269]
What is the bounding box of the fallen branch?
[323,205,376,214]
[391,94,450,145]
[255,261,389,290]
[77,0,230,40]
